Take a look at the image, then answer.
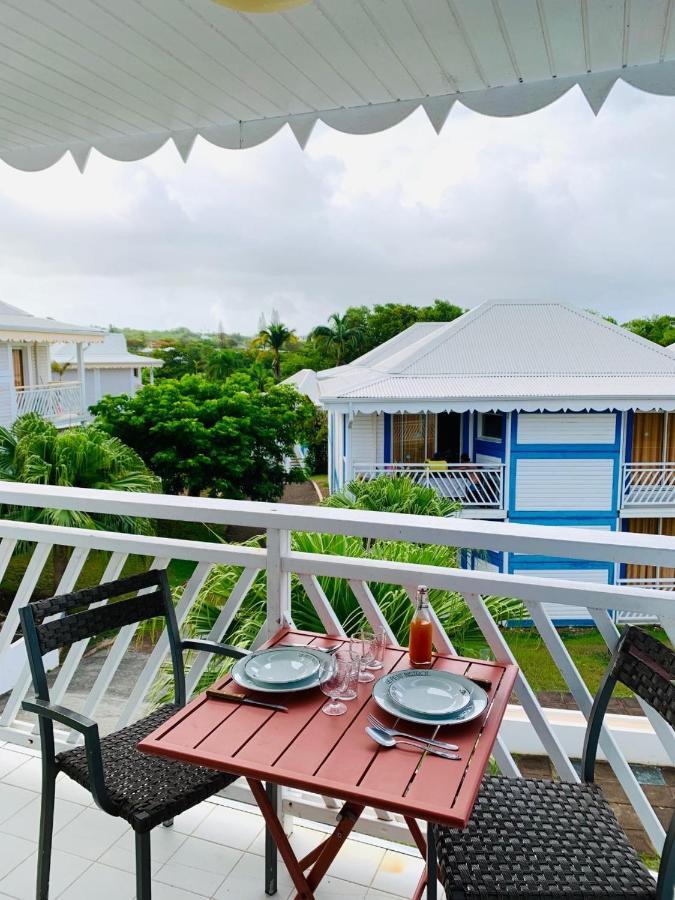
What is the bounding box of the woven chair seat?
[435,776,656,900]
[57,704,236,832]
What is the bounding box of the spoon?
[366,726,461,760]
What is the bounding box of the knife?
[206,690,288,713]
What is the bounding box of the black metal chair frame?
[20,569,249,900]
[581,626,675,900]
[435,625,675,900]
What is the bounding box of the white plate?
[387,670,472,717]
[231,647,332,694]
[372,671,489,726]
[244,647,321,685]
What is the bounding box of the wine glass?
[337,651,359,701]
[364,625,386,671]
[319,656,350,716]
[351,632,375,683]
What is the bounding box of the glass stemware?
[364,625,386,670]
[351,632,375,683]
[337,652,359,701]
[319,656,350,716]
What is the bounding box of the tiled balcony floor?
[0,741,432,899]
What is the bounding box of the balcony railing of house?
[621,462,675,508]
[0,483,673,854]
[352,462,504,508]
[14,381,82,421]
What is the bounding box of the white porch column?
[149,367,154,385]
[76,343,86,421]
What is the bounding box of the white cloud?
[0,79,672,335]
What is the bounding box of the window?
[133,368,140,378]
[478,412,502,441]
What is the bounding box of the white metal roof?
[51,332,163,368]
[2,1,675,172]
[0,301,104,343]
[313,301,675,413]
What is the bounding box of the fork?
[367,714,459,752]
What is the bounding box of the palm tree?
[50,360,71,382]
[254,311,295,380]
[310,313,362,366]
[0,414,161,591]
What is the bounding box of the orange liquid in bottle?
[409,618,433,668]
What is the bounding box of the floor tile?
[54,773,93,806]
[0,834,36,881]
[52,807,128,860]
[167,835,242,878]
[2,795,82,843]
[370,849,426,898]
[170,802,213,836]
[155,859,226,897]
[54,862,135,900]
[0,848,91,899]
[214,852,293,899]
[326,837,385,886]
[2,759,42,794]
[150,884,209,900]
[312,876,368,897]
[192,805,264,852]
[0,784,37,828]
[0,748,29,781]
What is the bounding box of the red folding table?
[139,628,518,900]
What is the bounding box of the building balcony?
[0,483,671,896]
[351,462,505,517]
[621,462,675,514]
[14,381,84,428]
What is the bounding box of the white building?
[0,301,104,428]
[51,332,162,416]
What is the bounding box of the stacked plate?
[231,646,332,693]
[372,670,488,725]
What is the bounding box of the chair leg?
[162,819,174,828]
[135,831,152,900]
[426,822,437,900]
[37,769,56,900]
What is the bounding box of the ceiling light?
[211,0,311,12]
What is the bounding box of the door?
[624,518,659,584]
[392,414,435,463]
[437,412,461,462]
[631,412,665,462]
[12,349,25,388]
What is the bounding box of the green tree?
[254,312,295,380]
[622,314,675,347]
[205,349,248,382]
[343,299,464,359]
[0,414,160,590]
[92,374,315,501]
[310,313,363,366]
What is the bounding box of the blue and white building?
[296,301,675,621]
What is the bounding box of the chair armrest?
[181,639,249,660]
[23,698,97,734]
[22,698,116,815]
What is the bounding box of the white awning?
[2,1,675,172]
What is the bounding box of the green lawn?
[502,626,669,698]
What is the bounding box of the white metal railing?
[621,461,675,508]
[352,462,504,508]
[14,381,82,421]
[0,483,673,853]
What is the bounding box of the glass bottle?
[409,585,433,667]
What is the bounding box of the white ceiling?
[2,0,675,172]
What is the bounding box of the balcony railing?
[14,381,82,422]
[352,462,504,508]
[0,482,673,854]
[621,461,675,508]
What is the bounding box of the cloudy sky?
[0,79,673,336]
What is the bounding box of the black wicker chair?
[20,569,247,900]
[434,626,675,900]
